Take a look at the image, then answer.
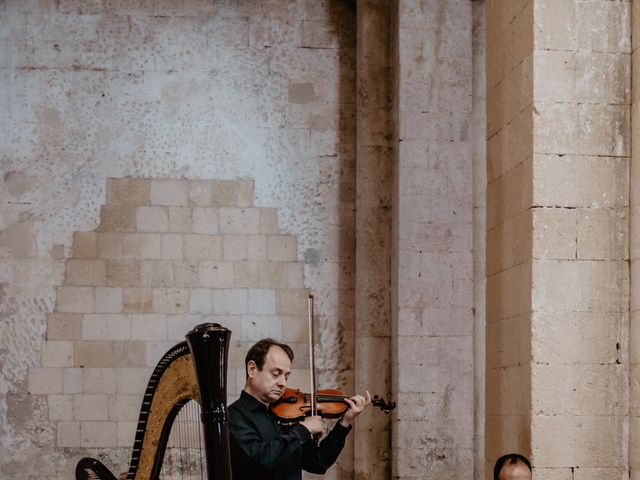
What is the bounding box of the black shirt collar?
[239,389,269,412]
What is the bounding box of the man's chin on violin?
[228,338,372,480]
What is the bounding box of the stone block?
[575,52,630,105]
[74,394,109,421]
[97,204,136,232]
[117,421,137,447]
[140,260,174,287]
[152,288,189,313]
[533,310,625,366]
[192,207,219,234]
[532,207,577,260]
[532,415,626,467]
[106,260,142,287]
[146,341,177,367]
[212,289,248,315]
[251,17,296,48]
[287,263,304,288]
[122,233,162,259]
[64,259,106,286]
[111,341,147,367]
[168,206,193,232]
[577,208,628,260]
[123,287,153,313]
[199,261,234,288]
[533,50,576,103]
[167,314,201,341]
[266,235,297,261]
[136,206,168,232]
[240,315,282,341]
[161,234,183,260]
[74,341,112,368]
[259,208,279,234]
[131,314,167,340]
[577,104,629,157]
[49,395,74,420]
[98,233,123,259]
[47,313,82,340]
[56,286,94,313]
[533,155,629,208]
[117,367,153,394]
[234,261,259,288]
[172,262,200,288]
[28,368,63,394]
[83,368,117,394]
[219,208,260,234]
[223,235,248,260]
[279,315,308,342]
[257,262,288,288]
[57,421,80,447]
[108,394,140,421]
[80,421,117,447]
[83,314,131,340]
[211,180,254,207]
[189,181,213,206]
[189,288,212,314]
[72,232,97,259]
[106,177,150,206]
[248,289,276,314]
[533,102,578,155]
[533,259,628,313]
[533,0,575,51]
[94,287,123,313]
[486,261,533,321]
[275,289,308,315]
[486,314,531,369]
[576,0,631,54]
[247,236,267,260]
[63,368,84,393]
[150,179,189,206]
[42,340,73,367]
[184,234,222,260]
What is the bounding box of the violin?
[270,387,396,424]
[269,295,396,425]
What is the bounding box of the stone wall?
[0,1,358,478]
[486,1,631,478]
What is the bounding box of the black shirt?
[228,390,352,480]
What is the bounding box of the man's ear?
[247,360,257,378]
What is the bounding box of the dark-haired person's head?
[243,338,295,405]
[244,338,294,377]
[494,453,532,480]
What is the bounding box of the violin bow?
[308,294,317,417]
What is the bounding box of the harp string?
[160,400,204,479]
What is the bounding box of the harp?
[74,323,233,480]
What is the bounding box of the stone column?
[485,1,630,478]
[355,1,393,479]
[393,1,475,478]
[630,4,640,479]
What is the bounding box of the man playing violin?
[228,338,371,480]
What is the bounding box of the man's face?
[498,461,532,480]
[246,345,292,405]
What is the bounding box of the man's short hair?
[493,453,532,480]
[245,338,294,378]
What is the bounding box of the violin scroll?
[371,395,396,414]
